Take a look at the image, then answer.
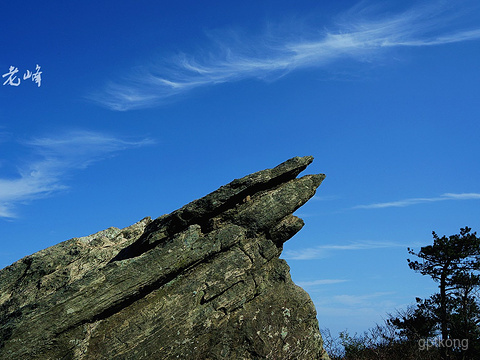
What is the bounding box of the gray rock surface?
[0,156,329,359]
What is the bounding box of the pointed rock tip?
[271,155,314,173]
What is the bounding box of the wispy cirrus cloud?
[333,291,396,307]
[89,1,480,111]
[0,131,153,218]
[283,240,402,260]
[296,279,349,287]
[353,193,480,210]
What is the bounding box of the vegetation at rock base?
[321,227,480,360]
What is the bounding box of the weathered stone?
[0,156,329,359]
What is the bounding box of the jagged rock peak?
[0,156,329,359]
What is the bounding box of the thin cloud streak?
[333,292,396,307]
[354,193,480,210]
[0,131,153,218]
[90,1,480,111]
[283,241,402,260]
[296,279,349,287]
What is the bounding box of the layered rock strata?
[0,156,329,359]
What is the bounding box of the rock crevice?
[0,156,329,359]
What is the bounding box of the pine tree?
[406,227,480,359]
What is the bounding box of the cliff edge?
[0,156,329,359]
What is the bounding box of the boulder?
[0,156,329,359]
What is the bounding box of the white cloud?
[296,279,349,287]
[333,292,395,307]
[283,241,402,260]
[442,192,480,200]
[89,1,480,111]
[0,131,153,218]
[354,193,480,209]
[24,130,153,168]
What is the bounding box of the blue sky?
[2,0,480,337]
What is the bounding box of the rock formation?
[0,156,329,359]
